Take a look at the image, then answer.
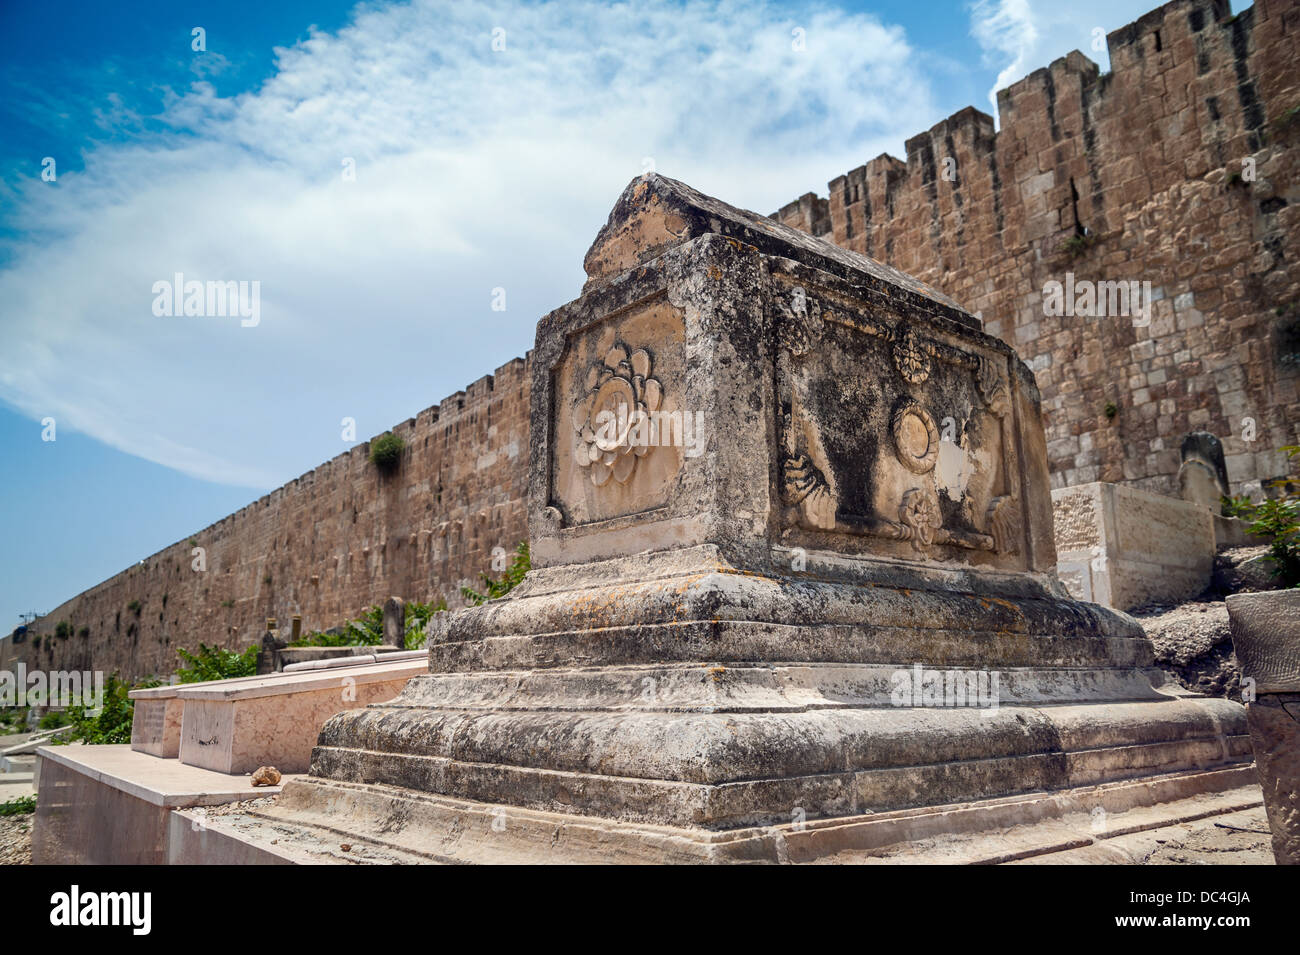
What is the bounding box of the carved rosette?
[976,355,1010,417]
[892,325,931,385]
[986,495,1021,554]
[571,343,662,487]
[782,454,836,529]
[899,487,942,554]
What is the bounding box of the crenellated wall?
[775,0,1300,497]
[3,357,532,681]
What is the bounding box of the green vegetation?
[77,626,90,639]
[369,432,405,472]
[1221,493,1256,519]
[0,707,29,734]
[1273,103,1300,132]
[1063,232,1099,259]
[1219,446,1300,587]
[294,599,447,650]
[127,599,142,615]
[51,675,137,746]
[175,643,259,683]
[462,542,530,606]
[220,599,236,608]
[38,710,70,730]
[0,795,36,817]
[54,620,72,639]
[1103,401,1118,420]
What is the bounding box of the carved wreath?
[572,344,662,487]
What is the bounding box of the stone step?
[170,764,1261,865]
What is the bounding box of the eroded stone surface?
[295,177,1249,838]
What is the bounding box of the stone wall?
[775,0,1300,497]
[3,357,532,681]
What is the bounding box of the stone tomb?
[243,176,1249,862]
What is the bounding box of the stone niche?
[259,176,1249,863]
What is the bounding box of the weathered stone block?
[265,178,1248,856]
[1052,481,1215,611]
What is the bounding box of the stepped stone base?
[174,765,1261,865]
[300,546,1250,834]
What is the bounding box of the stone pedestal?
[255,176,1248,860]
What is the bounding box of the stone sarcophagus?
[262,177,1250,862]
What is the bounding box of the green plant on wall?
[369,432,405,472]
[127,599,142,615]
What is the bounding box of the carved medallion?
[571,343,662,487]
[891,402,940,474]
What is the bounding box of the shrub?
[0,795,36,817]
[52,675,135,745]
[38,710,70,730]
[369,433,405,472]
[127,600,142,615]
[220,599,235,608]
[1221,493,1256,519]
[293,598,448,649]
[54,620,72,639]
[77,626,90,639]
[1063,232,1099,259]
[1222,446,1300,587]
[462,542,530,606]
[175,643,259,683]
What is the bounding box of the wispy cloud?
[0,0,937,489]
[970,0,1039,115]
[968,0,1155,121]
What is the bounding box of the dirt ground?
[0,813,33,866]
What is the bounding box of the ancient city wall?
[3,357,532,680]
[775,0,1300,496]
[7,0,1300,681]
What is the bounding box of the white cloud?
[968,0,1166,122]
[0,0,937,488]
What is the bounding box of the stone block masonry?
[3,357,531,682]
[775,0,1300,497]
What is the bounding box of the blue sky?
[0,0,1235,629]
